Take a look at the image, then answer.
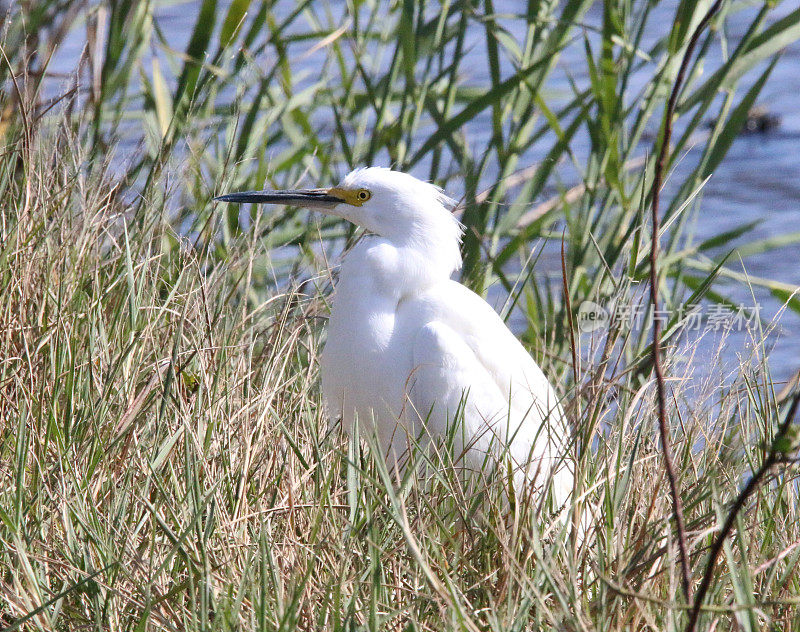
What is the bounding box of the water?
[46,0,800,383]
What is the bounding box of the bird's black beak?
[214,188,346,210]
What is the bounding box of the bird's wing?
[405,281,568,474]
[409,320,511,460]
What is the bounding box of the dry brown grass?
[1,121,799,631]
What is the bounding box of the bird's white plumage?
[318,167,573,506]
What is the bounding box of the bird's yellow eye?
[357,189,371,202]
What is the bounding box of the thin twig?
[560,230,581,550]
[649,0,724,602]
[685,391,800,632]
[560,231,579,395]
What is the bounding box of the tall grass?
[2,0,800,630]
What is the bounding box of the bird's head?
[216,167,464,272]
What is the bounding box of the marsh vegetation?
[2,1,800,630]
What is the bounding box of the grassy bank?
[2,1,800,630]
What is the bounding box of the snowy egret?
[217,168,573,506]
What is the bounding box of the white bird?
[217,167,573,507]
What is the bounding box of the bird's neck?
[400,228,462,281]
[340,232,460,301]
[393,208,464,281]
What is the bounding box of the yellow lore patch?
[327,186,371,206]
